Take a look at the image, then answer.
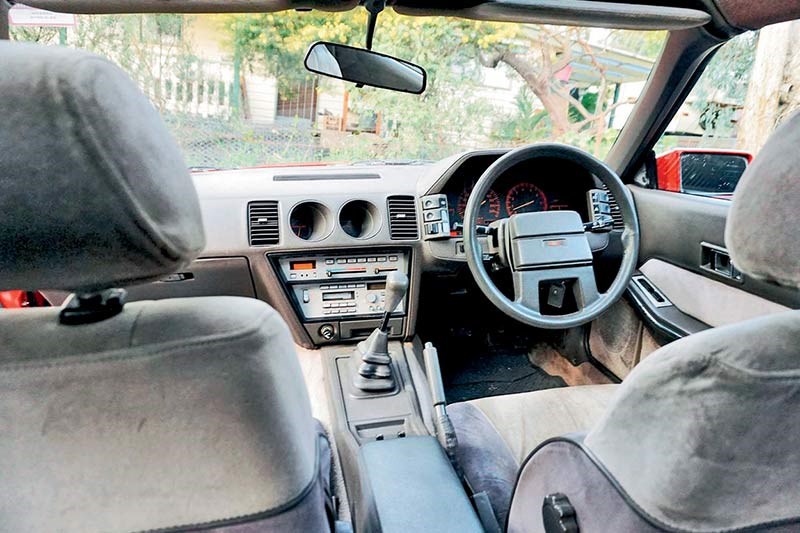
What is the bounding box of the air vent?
[387,196,419,240]
[601,186,625,230]
[248,201,280,246]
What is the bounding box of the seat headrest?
[726,111,800,289]
[0,42,205,293]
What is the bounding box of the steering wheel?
[464,144,639,329]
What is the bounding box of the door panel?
[631,186,800,310]
[640,259,789,327]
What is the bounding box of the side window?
[653,22,800,199]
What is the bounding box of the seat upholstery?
[0,41,204,293]
[449,385,617,526]
[0,297,333,532]
[0,41,334,532]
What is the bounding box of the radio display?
[290,260,316,271]
[322,291,355,301]
[367,282,386,290]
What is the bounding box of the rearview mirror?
[305,41,426,95]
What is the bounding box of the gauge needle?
[511,199,538,212]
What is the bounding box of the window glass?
[10,9,665,169]
[653,22,800,198]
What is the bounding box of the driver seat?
[449,111,800,532]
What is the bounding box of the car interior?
[1,1,799,532]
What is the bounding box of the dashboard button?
[424,210,442,222]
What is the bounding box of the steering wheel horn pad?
[464,143,639,329]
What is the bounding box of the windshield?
[10,9,665,169]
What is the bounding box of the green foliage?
[13,10,666,167]
[696,31,757,106]
[492,89,551,144]
[9,25,59,43]
[689,31,757,137]
[568,90,598,122]
[608,29,666,59]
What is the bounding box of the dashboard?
[124,149,620,348]
[441,154,594,234]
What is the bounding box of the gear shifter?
[352,271,409,392]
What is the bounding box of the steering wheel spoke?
[512,265,600,314]
[511,270,545,313]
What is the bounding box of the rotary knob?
[318,324,336,341]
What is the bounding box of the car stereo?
[273,251,410,322]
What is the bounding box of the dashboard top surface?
[190,150,603,255]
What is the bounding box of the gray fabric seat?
[0,42,334,532]
[448,385,617,526]
[451,112,800,532]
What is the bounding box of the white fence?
[135,59,237,119]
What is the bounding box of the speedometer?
[505,182,548,215]
[457,186,501,225]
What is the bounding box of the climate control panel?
[273,251,410,321]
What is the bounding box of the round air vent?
[339,200,380,239]
[289,202,332,241]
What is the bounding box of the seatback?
[506,112,800,533]
[0,41,332,532]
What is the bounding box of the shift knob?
[383,271,409,315]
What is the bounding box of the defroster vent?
[387,196,419,240]
[248,201,280,246]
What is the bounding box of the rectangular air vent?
[248,201,280,246]
[601,185,625,230]
[387,196,419,240]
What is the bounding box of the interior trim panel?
[640,259,790,328]
[630,185,800,309]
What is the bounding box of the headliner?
[14,0,800,33]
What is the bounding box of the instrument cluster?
[445,170,592,234]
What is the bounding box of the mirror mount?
[363,0,385,51]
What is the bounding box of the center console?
[269,249,411,345]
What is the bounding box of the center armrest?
[357,436,483,533]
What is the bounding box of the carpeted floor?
[440,342,567,404]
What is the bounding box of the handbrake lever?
[422,342,459,467]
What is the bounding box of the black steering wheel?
[464,144,639,329]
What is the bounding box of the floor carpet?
[440,342,566,404]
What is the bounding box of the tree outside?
[657,20,800,156]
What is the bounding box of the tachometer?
[505,182,548,215]
[457,186,502,225]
